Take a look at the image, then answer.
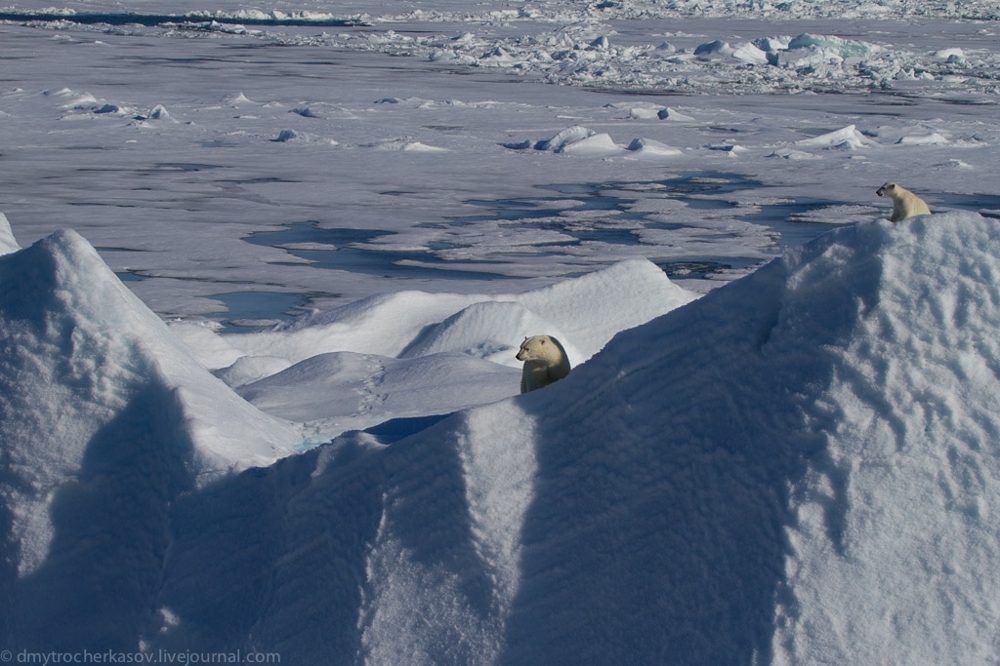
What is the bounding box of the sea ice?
[3,0,1000,661]
[5,212,998,665]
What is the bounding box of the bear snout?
[876,182,896,198]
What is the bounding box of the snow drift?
[0,228,298,648]
[176,255,697,443]
[3,212,1000,665]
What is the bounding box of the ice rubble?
[2,211,1000,664]
[5,1,999,95]
[80,0,998,26]
[514,125,683,157]
[796,125,874,151]
[299,22,998,95]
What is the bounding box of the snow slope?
[218,256,696,365]
[490,211,1000,666]
[0,213,19,255]
[4,211,1000,664]
[170,256,696,443]
[0,228,299,647]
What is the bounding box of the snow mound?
[163,211,1000,664]
[896,131,950,146]
[933,47,967,66]
[748,33,882,73]
[624,105,663,120]
[694,39,734,59]
[796,124,872,150]
[237,350,519,432]
[201,258,694,440]
[369,138,449,152]
[731,41,769,64]
[496,211,1000,666]
[514,258,693,357]
[695,38,769,64]
[399,300,570,364]
[6,214,1000,664]
[525,126,681,156]
[620,104,694,122]
[557,132,623,156]
[657,107,695,121]
[135,104,175,123]
[626,137,684,157]
[533,125,594,151]
[0,227,298,580]
[0,212,20,255]
[223,257,694,369]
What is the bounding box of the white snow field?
[3,0,1000,662]
[4,206,1000,665]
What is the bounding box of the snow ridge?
[4,214,1000,665]
[0,229,298,647]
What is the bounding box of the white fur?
[516,335,571,394]
[876,181,931,222]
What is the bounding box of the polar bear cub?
[876,181,931,222]
[516,335,571,394]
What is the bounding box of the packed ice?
[2,0,1000,663]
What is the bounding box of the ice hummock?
[2,212,1000,664]
[181,253,698,442]
[0,229,299,584]
[0,212,20,255]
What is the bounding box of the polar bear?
[516,335,571,394]
[876,181,931,222]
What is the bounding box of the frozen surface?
[175,256,696,442]
[3,213,1000,664]
[3,0,1000,662]
[3,0,1000,324]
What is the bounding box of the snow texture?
[2,213,1000,665]
[3,0,1000,662]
